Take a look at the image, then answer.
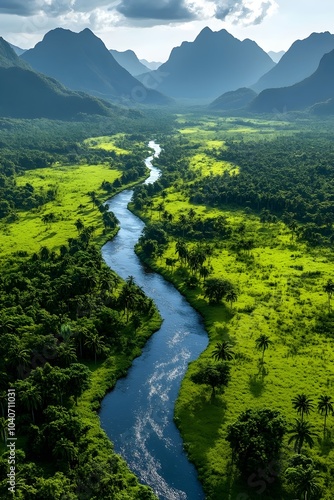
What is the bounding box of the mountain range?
[0,37,114,119]
[22,28,170,106]
[140,59,162,71]
[138,27,275,100]
[250,48,334,113]
[109,49,149,76]
[253,32,334,92]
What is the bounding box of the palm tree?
[292,394,315,421]
[53,437,77,466]
[226,289,238,308]
[288,420,318,454]
[19,382,42,423]
[318,395,334,435]
[255,334,273,363]
[212,341,234,362]
[285,463,321,500]
[84,333,106,364]
[323,279,334,312]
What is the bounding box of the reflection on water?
[100,142,207,500]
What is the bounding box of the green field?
[134,116,334,499]
[0,133,146,257]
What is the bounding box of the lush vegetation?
[0,118,169,499]
[132,115,334,499]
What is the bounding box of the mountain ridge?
[138,27,275,100]
[250,48,334,113]
[0,37,116,119]
[253,31,334,91]
[22,28,170,106]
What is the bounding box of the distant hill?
[110,49,149,76]
[267,50,285,63]
[254,32,334,91]
[138,27,275,100]
[9,42,26,56]
[0,37,113,119]
[22,28,170,106]
[209,87,257,111]
[250,48,334,113]
[0,67,114,119]
[140,59,162,70]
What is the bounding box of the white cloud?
[213,0,278,26]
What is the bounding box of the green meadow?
[0,134,145,257]
[134,116,334,499]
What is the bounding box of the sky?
[1,0,334,62]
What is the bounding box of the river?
[100,141,208,500]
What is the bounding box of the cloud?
[214,0,277,25]
[0,0,41,16]
[116,0,197,21]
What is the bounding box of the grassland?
[0,135,146,257]
[135,116,334,499]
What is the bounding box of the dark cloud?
[117,0,196,21]
[0,0,40,16]
[214,0,276,25]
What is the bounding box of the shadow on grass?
[318,431,334,456]
[249,373,266,397]
[39,231,57,241]
[248,360,269,397]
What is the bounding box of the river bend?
[100,141,208,500]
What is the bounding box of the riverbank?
[0,135,163,499]
[99,142,207,500]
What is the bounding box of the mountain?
[250,48,334,113]
[109,49,149,76]
[9,43,26,56]
[22,28,170,105]
[138,27,275,100]
[268,50,285,63]
[0,37,28,68]
[209,88,257,111]
[254,32,334,91]
[0,37,113,119]
[140,59,162,70]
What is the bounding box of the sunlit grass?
[0,162,121,257]
[84,134,129,154]
[136,117,334,499]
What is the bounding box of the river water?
[100,141,208,500]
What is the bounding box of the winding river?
[100,141,208,500]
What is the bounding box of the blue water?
[100,142,208,500]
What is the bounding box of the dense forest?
[2,111,334,499]
[0,116,170,499]
[132,116,334,499]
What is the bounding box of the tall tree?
[212,341,234,362]
[226,408,286,477]
[323,279,334,312]
[292,394,315,422]
[285,455,321,500]
[317,395,333,435]
[288,420,318,454]
[191,362,231,397]
[255,334,273,363]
